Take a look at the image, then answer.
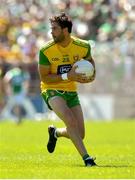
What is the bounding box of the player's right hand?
[67,66,87,82]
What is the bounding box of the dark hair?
[50,12,72,33]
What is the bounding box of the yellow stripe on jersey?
[39,36,91,92]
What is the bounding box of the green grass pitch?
[0,119,135,179]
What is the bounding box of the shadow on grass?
[98,165,133,168]
[76,164,133,168]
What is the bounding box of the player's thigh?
[70,105,85,138]
[49,96,76,126]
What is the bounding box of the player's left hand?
[78,76,93,83]
[79,70,96,83]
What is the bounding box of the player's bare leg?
[48,96,97,166]
[56,105,85,139]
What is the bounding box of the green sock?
[83,154,90,161]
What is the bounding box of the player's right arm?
[38,64,87,83]
[38,64,63,83]
[3,71,12,95]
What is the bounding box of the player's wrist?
[61,73,68,80]
[67,71,75,81]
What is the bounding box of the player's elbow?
[40,75,50,83]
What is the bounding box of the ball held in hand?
[73,59,94,78]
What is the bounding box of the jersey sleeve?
[84,43,91,58]
[39,50,51,65]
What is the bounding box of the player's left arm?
[85,56,96,81]
[83,43,96,82]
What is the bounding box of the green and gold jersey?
[39,36,91,92]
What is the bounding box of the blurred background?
[0,0,135,121]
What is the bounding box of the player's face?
[51,22,65,43]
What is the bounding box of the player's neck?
[58,36,72,48]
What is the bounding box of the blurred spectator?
[1,63,36,123]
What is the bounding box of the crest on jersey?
[73,55,79,62]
